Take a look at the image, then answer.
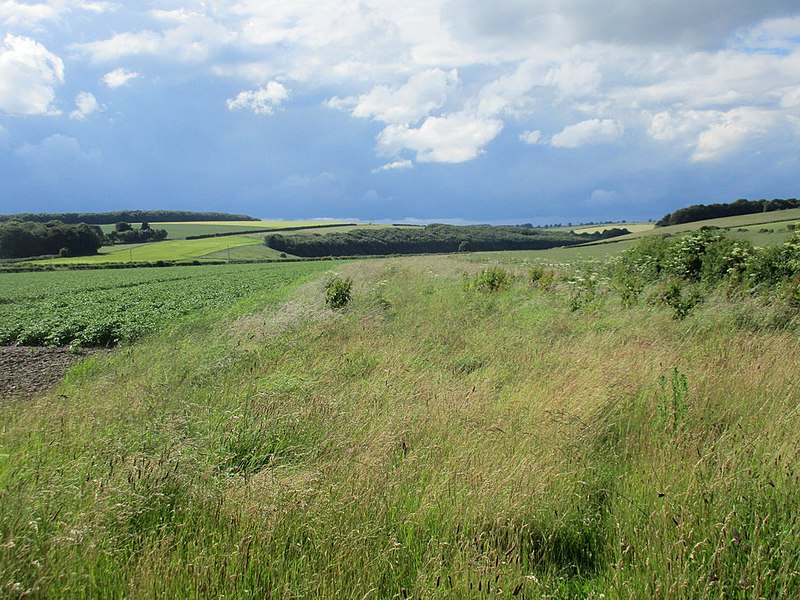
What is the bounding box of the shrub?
[470,267,512,292]
[658,278,702,320]
[529,265,555,290]
[324,275,353,309]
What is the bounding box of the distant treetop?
[0,210,257,225]
[656,198,799,227]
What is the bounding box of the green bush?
[529,265,555,291]
[470,267,512,292]
[324,275,353,309]
[658,278,702,320]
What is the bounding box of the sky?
[1,1,799,224]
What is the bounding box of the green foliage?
[0,210,257,225]
[469,266,512,292]
[324,274,353,308]
[0,220,104,259]
[106,224,168,244]
[656,367,690,433]
[657,278,702,320]
[528,265,555,290]
[567,269,603,311]
[266,223,628,257]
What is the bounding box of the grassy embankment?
[1,251,798,597]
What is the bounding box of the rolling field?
[602,207,800,243]
[97,220,348,239]
[35,235,266,265]
[571,222,655,234]
[0,261,333,346]
[1,248,798,597]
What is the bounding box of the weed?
[656,367,689,434]
[469,266,513,292]
[324,274,353,308]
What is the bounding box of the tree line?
[0,221,104,259]
[265,224,629,257]
[656,198,799,227]
[0,210,256,225]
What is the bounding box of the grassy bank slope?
[1,256,798,597]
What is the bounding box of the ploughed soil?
[0,346,107,400]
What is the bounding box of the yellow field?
[572,222,655,234]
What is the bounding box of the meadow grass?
[1,256,798,597]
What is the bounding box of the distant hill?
[0,210,257,225]
[656,198,799,227]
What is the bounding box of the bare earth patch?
[0,347,104,400]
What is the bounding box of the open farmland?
[97,220,349,239]
[597,207,800,243]
[34,235,267,265]
[1,230,799,597]
[0,261,333,347]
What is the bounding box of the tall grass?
[1,257,798,597]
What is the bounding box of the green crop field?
[34,235,265,265]
[0,261,333,346]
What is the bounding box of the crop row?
[0,262,330,347]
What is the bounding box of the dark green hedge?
[265,224,629,257]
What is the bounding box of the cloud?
[691,108,775,161]
[0,34,64,116]
[345,69,459,125]
[551,119,623,148]
[372,159,413,173]
[15,133,100,163]
[0,1,117,26]
[519,130,542,144]
[587,189,619,206]
[544,61,602,99]
[443,0,799,50]
[73,12,235,63]
[102,67,139,88]
[0,1,56,26]
[377,111,503,163]
[69,91,101,120]
[227,81,289,115]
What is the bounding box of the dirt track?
[0,346,103,400]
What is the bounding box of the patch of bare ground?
[0,346,107,400]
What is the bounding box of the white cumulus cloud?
[372,159,413,173]
[691,108,775,161]
[377,111,503,163]
[348,69,459,125]
[0,34,64,116]
[102,67,139,88]
[69,91,101,120]
[551,119,623,148]
[227,81,289,115]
